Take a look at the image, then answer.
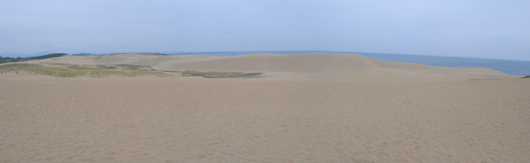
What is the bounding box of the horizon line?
[2,50,530,62]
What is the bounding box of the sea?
[171,51,530,76]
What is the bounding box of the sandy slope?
[92,53,510,77]
[1,53,529,162]
[29,53,515,81]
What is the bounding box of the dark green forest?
[0,53,68,64]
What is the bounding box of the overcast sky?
[1,0,529,60]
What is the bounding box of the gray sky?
[1,0,529,60]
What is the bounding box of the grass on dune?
[115,64,148,70]
[0,63,261,79]
[0,63,169,78]
[179,70,262,78]
[523,75,530,79]
[0,63,71,76]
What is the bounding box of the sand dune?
[1,53,528,162]
[31,53,514,80]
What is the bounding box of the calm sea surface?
[173,51,530,76]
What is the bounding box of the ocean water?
[172,51,530,76]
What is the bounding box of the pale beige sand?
[1,53,529,162]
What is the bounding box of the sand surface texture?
[1,53,529,162]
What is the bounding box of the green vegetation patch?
[116,64,148,70]
[0,63,169,78]
[0,53,68,64]
[180,70,262,78]
[0,63,71,76]
[0,63,261,79]
[97,65,117,69]
[84,69,167,78]
[523,75,530,79]
[71,53,93,56]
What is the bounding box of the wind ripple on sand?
[1,76,529,162]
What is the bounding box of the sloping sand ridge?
[1,53,529,162]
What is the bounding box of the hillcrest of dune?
[241,53,282,57]
[24,53,515,81]
[23,53,515,81]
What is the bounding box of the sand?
[1,53,529,162]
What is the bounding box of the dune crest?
[24,53,515,81]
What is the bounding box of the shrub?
[116,64,148,70]
[72,53,92,56]
[0,63,169,78]
[0,53,67,63]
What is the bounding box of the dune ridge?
[25,53,515,80]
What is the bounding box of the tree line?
[0,53,68,64]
